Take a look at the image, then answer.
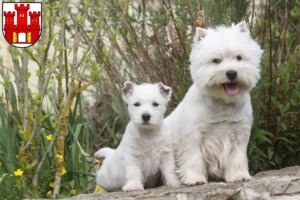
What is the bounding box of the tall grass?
[0,0,101,198]
[249,0,300,172]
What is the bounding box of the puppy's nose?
[142,114,151,122]
[226,70,237,80]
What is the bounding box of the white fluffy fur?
[95,82,180,192]
[165,21,263,185]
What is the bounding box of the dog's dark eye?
[153,102,159,107]
[236,55,242,61]
[212,58,222,64]
[134,102,140,107]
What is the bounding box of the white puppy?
[165,22,263,185]
[95,82,180,192]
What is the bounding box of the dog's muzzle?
[222,70,239,95]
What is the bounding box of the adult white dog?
[95,82,180,192]
[165,21,263,185]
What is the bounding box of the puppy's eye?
[212,58,222,64]
[134,102,140,107]
[236,55,242,61]
[152,102,159,107]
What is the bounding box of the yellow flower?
[56,154,64,160]
[49,182,54,188]
[14,169,24,176]
[46,134,52,141]
[62,167,67,175]
[46,190,52,196]
[71,189,76,195]
[0,162,2,166]
[96,185,102,193]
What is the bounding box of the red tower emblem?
[2,3,42,48]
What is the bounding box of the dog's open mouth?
[223,83,239,95]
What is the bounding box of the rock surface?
[65,166,300,200]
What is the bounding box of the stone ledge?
[65,166,300,200]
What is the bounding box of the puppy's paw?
[225,172,251,183]
[122,182,144,192]
[165,178,181,187]
[181,172,207,186]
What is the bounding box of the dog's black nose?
[142,114,151,122]
[226,70,237,80]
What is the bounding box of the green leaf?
[275,136,292,144]
[290,99,297,106]
[70,123,85,170]
[275,154,282,164]
[249,140,256,155]
[9,82,18,117]
[254,148,268,159]
[259,130,274,137]
[72,124,84,143]
[280,123,287,131]
[267,148,274,160]
[27,159,37,170]
[286,146,294,153]
[258,133,272,144]
[0,173,10,183]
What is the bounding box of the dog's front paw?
[122,182,144,192]
[225,172,251,183]
[181,172,207,186]
[165,178,181,187]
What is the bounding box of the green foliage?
[249,0,300,172]
[203,0,250,25]
[0,81,97,198]
[0,174,22,200]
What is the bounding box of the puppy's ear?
[194,27,207,42]
[122,81,134,102]
[236,21,249,33]
[158,83,172,101]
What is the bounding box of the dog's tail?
[93,147,115,159]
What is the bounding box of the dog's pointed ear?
[158,83,172,101]
[194,27,207,42]
[236,21,249,33]
[122,81,134,101]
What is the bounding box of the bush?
[249,0,300,173]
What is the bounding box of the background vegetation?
[0,0,299,199]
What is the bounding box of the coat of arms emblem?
[2,3,42,48]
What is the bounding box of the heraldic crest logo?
[2,3,42,48]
